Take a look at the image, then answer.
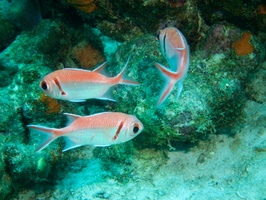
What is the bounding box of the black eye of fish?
[41,81,48,90]
[156,33,160,41]
[133,126,139,134]
[163,34,166,53]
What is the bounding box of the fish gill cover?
[0,0,265,199]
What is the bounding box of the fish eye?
[156,33,160,41]
[133,125,139,134]
[41,81,48,90]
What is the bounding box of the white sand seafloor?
[16,100,266,200]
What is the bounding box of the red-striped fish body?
[27,112,144,152]
[40,60,139,102]
[155,27,190,106]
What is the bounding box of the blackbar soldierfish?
[154,27,190,106]
[40,58,139,102]
[28,112,144,152]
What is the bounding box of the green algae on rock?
[245,68,266,104]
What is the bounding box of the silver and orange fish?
[40,58,139,102]
[28,112,144,152]
[155,27,190,106]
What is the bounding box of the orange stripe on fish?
[113,121,124,140]
[155,27,190,106]
[40,58,140,102]
[53,77,66,95]
[27,112,144,152]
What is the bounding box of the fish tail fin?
[116,57,140,85]
[27,125,59,152]
[154,62,181,106]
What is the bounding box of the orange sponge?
[62,0,97,13]
[40,94,61,114]
[73,42,105,69]
[232,32,254,56]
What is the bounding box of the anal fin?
[69,99,86,103]
[97,88,116,101]
[62,137,83,152]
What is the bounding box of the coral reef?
[81,0,206,49]
[202,24,241,55]
[197,0,263,33]
[96,19,144,42]
[0,140,12,200]
[245,68,266,104]
[0,0,265,198]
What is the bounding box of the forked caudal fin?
[27,125,59,152]
[115,57,140,85]
[154,62,183,106]
[28,115,87,153]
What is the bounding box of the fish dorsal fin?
[93,62,109,76]
[63,68,91,72]
[63,113,82,125]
